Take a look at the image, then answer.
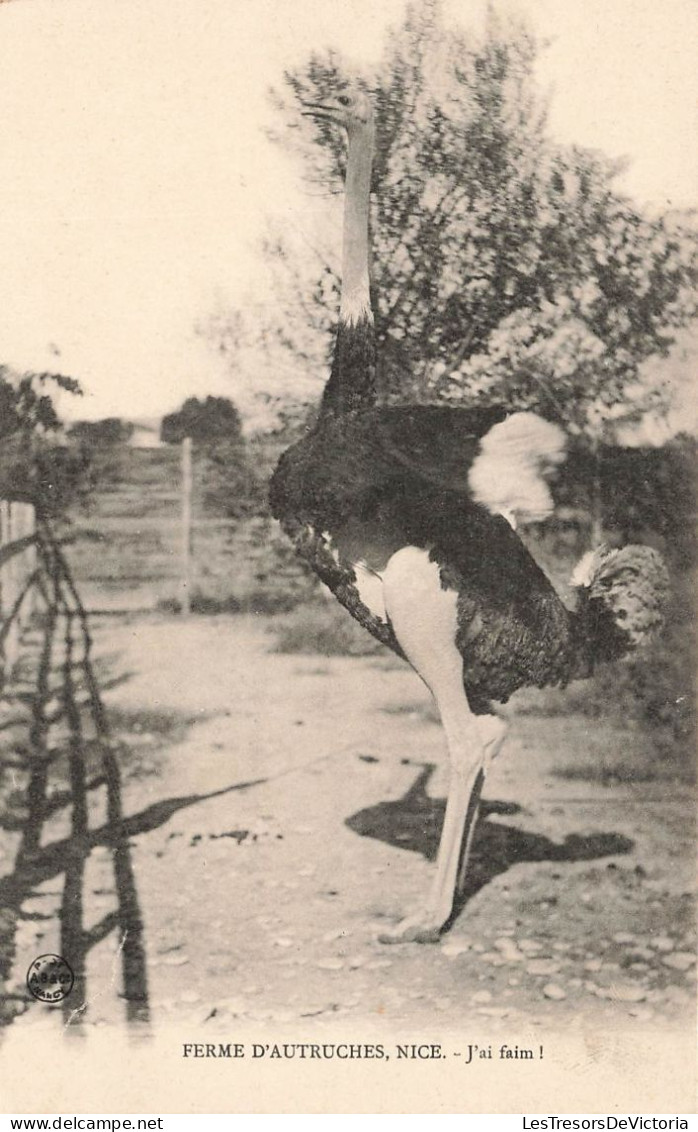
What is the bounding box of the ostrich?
[269,83,669,943]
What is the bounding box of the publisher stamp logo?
[26,954,75,1003]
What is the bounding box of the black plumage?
[269,84,669,942]
[271,398,643,712]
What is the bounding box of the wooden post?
[0,501,8,680]
[181,437,193,616]
[18,503,36,630]
[1,501,20,678]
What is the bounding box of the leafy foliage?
[199,440,267,520]
[0,367,89,516]
[0,367,80,441]
[160,396,244,446]
[251,0,698,437]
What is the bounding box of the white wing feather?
[468,412,566,527]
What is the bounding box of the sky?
[0,0,696,425]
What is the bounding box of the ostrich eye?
[338,95,351,106]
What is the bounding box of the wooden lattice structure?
[0,511,149,1027]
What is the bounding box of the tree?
[160,396,244,446]
[161,395,264,519]
[209,0,698,461]
[0,367,89,517]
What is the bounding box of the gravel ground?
[2,614,695,1038]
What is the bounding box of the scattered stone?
[317,958,344,971]
[584,959,603,973]
[441,940,471,959]
[480,951,501,964]
[180,990,201,1004]
[365,958,392,970]
[274,938,294,948]
[161,955,189,967]
[527,959,561,976]
[608,984,646,1003]
[435,997,452,1011]
[649,936,674,953]
[494,938,524,962]
[477,1007,509,1018]
[542,983,566,1001]
[348,955,368,969]
[612,932,636,944]
[518,939,542,954]
[629,948,654,962]
[553,941,571,952]
[569,978,582,989]
[471,990,492,1005]
[662,952,695,972]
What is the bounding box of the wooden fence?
[61,443,312,615]
[0,500,37,680]
[0,514,149,1025]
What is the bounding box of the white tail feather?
[468,412,566,524]
[570,549,598,588]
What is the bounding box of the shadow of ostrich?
[346,762,633,931]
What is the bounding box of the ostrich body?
[269,87,668,943]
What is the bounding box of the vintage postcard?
[0,0,696,1115]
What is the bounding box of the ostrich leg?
[378,548,506,944]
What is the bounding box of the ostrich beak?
[300,101,337,121]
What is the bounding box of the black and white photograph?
[0,0,696,1115]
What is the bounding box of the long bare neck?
[339,122,374,324]
[319,119,376,418]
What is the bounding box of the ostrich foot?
[377,909,445,945]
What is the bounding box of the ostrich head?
[301,83,374,134]
[570,544,670,651]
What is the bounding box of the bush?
[68,418,134,446]
[158,589,300,616]
[271,597,388,657]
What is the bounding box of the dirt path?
[5,613,696,1035]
